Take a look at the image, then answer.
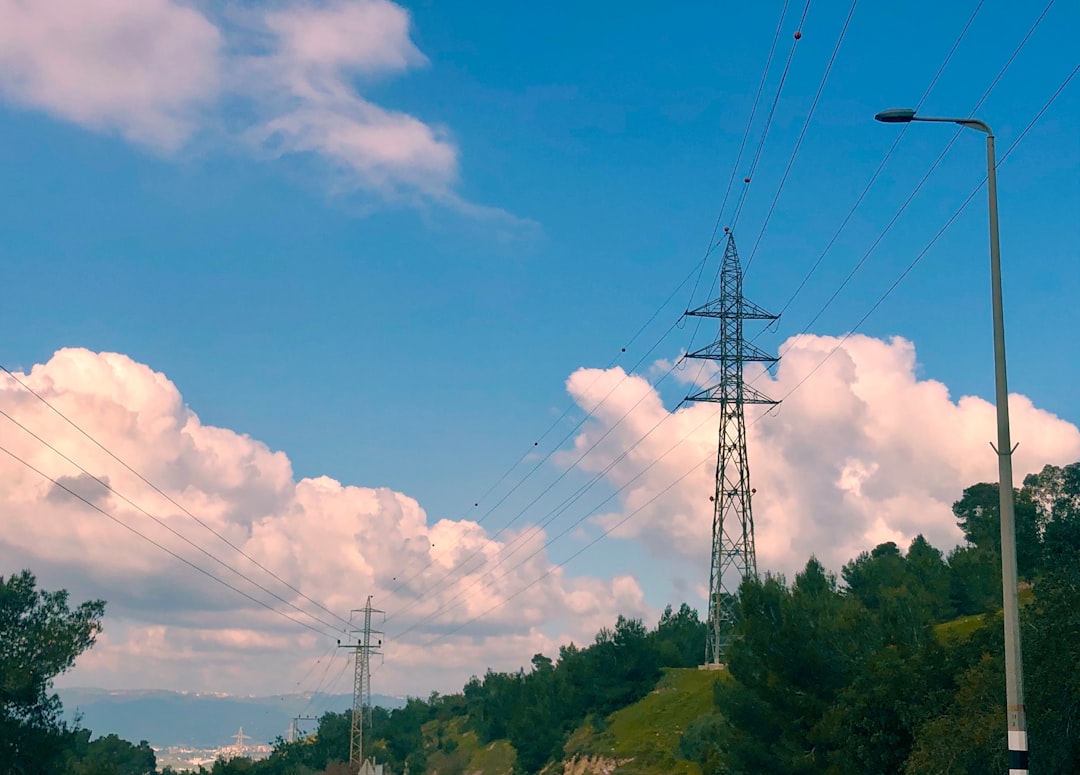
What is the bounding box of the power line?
[768,0,989,318]
[416,420,730,650]
[388,393,718,640]
[767,0,1056,346]
[385,257,712,600]
[0,407,348,635]
[389,0,822,641]
[467,262,702,521]
[0,442,337,638]
[384,316,687,601]
[750,60,1078,408]
[387,0,1061,649]
[386,0,1025,632]
[683,0,806,366]
[690,0,796,301]
[291,641,339,698]
[401,4,832,617]
[0,365,354,631]
[731,0,814,229]
[300,649,350,717]
[386,347,690,625]
[743,0,860,272]
[388,59,1077,649]
[388,4,829,608]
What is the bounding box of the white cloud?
[8,336,1072,697]
[0,0,222,150]
[245,0,459,199]
[0,348,644,697]
[561,334,1080,585]
[0,0,470,206]
[264,0,424,74]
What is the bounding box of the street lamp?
[874,108,1028,774]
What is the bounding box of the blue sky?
[1,0,1078,695]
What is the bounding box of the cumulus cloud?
[0,348,645,696]
[8,336,1071,697]
[561,334,1080,584]
[0,0,472,206]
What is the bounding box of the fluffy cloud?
[0,348,645,696]
[0,0,221,149]
[561,334,1080,583]
[8,336,1075,698]
[0,0,459,202]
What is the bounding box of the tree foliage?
[0,570,105,774]
[679,461,1080,775]
[64,731,157,775]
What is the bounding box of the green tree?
[0,570,105,774]
[1023,462,1080,528]
[209,756,256,774]
[651,603,707,668]
[65,731,156,775]
[372,697,430,771]
[714,560,860,774]
[678,711,725,775]
[843,537,957,645]
[905,649,1006,775]
[508,654,560,773]
[953,482,1040,578]
[262,710,350,773]
[820,639,954,775]
[946,544,1000,615]
[905,535,953,621]
[1023,551,1080,772]
[1025,462,1080,574]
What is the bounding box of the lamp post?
[874,108,1028,773]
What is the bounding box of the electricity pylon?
[685,229,778,665]
[339,596,383,770]
[289,715,318,743]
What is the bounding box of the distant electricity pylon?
[289,715,318,744]
[685,229,778,665]
[339,596,383,770]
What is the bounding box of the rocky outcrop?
[557,754,633,775]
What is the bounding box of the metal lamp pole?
[875,108,1028,774]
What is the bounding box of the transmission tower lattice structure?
[339,596,383,770]
[685,230,778,665]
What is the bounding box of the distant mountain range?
[58,688,406,750]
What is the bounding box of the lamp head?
[875,108,917,123]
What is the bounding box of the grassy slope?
[420,716,516,775]
[410,610,998,774]
[560,610,994,775]
[562,668,722,775]
[934,613,988,643]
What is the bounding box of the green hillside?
[419,716,516,775]
[559,668,722,775]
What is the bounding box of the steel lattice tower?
[340,596,383,770]
[685,231,778,665]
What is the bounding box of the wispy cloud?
[0,0,502,216]
[243,0,458,199]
